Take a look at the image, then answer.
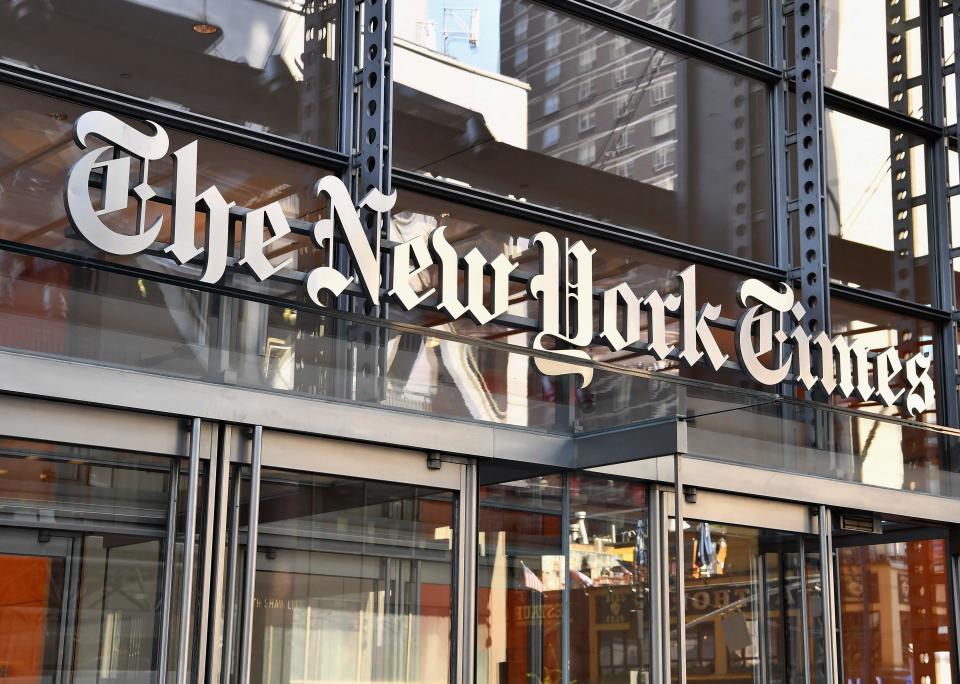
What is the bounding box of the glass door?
[223,432,466,684]
[833,521,957,684]
[668,492,825,684]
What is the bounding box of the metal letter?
[643,289,680,361]
[873,347,904,407]
[65,111,169,254]
[527,231,595,388]
[600,283,643,352]
[306,176,392,305]
[903,353,934,417]
[734,279,794,386]
[677,266,728,371]
[166,141,234,284]
[388,234,435,310]
[813,333,874,400]
[239,203,294,282]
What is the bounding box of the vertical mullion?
[648,484,664,683]
[817,506,838,684]
[673,456,686,684]
[176,417,203,684]
[204,424,234,684]
[237,425,263,684]
[455,461,478,684]
[798,538,812,684]
[220,452,243,683]
[920,0,960,430]
[157,458,181,684]
[560,473,571,684]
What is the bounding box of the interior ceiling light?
[193,22,218,34]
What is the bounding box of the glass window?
[618,0,769,62]
[0,437,195,683]
[669,517,825,683]
[568,474,651,684]
[394,1,774,262]
[478,475,564,684]
[544,93,560,116]
[0,84,332,299]
[822,0,924,118]
[825,110,929,302]
[237,468,454,684]
[0,0,340,147]
[838,537,955,684]
[545,30,561,55]
[543,124,560,148]
[514,44,528,68]
[831,298,938,423]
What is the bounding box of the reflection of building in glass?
[499,0,680,191]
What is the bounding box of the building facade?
[0,1,960,683]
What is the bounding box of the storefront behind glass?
[2,1,960,683]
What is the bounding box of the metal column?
[456,461,478,684]
[158,459,181,683]
[176,417,203,684]
[673,455,687,684]
[818,506,839,684]
[791,0,830,341]
[336,0,393,404]
[237,426,263,684]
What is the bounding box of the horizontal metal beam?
[392,169,789,283]
[0,62,350,171]
[540,0,783,84]
[830,282,951,322]
[822,85,944,139]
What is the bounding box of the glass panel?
[831,298,938,421]
[568,474,651,684]
[823,0,925,118]
[0,84,332,298]
[394,0,773,262]
[0,0,340,147]
[837,536,956,684]
[238,468,455,684]
[0,437,182,683]
[614,0,769,62]
[478,475,564,684]
[825,110,929,302]
[669,518,824,684]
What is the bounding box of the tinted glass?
[838,538,955,684]
[0,438,188,683]
[0,0,340,147]
[823,0,925,118]
[824,110,929,302]
[0,84,331,298]
[831,298,938,422]
[568,474,651,684]
[236,468,454,684]
[615,0,769,62]
[394,0,773,262]
[478,475,564,684]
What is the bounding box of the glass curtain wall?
[227,467,456,684]
[0,436,198,683]
[478,472,652,684]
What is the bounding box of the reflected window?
[0,0,340,147]
[394,0,773,262]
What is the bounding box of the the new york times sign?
[62,112,934,417]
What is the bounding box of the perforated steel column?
[791,0,829,342]
[338,0,392,403]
